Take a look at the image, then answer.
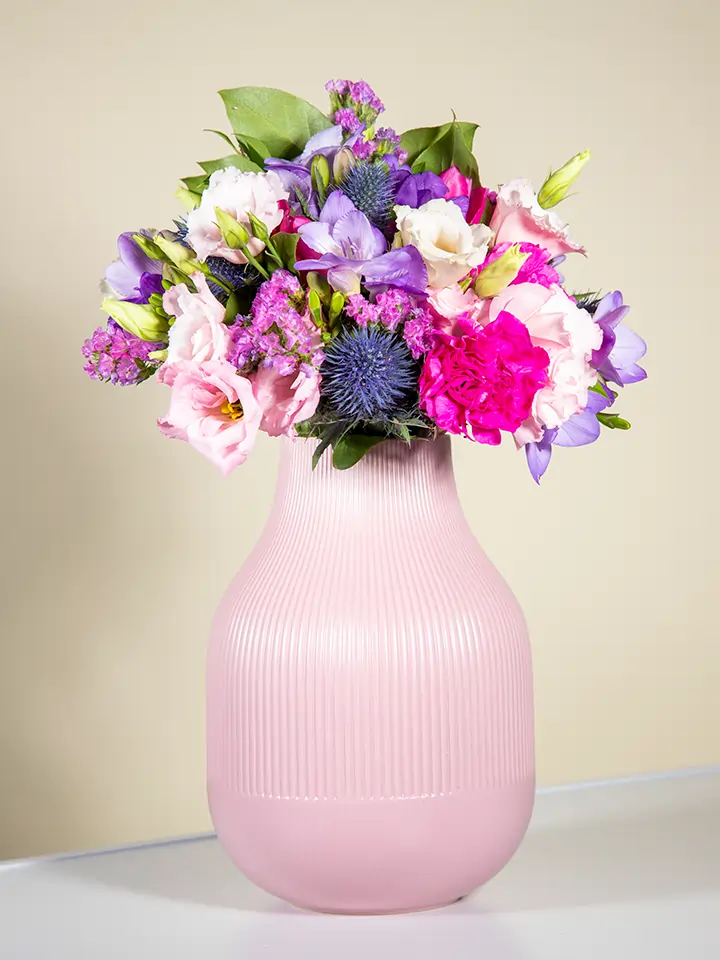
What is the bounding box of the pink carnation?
[158,360,262,475]
[419,312,550,445]
[252,363,321,438]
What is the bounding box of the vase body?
[207,436,534,914]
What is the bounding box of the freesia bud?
[537,149,591,209]
[473,244,530,298]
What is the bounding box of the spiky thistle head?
[338,159,396,229]
[321,325,419,421]
[206,257,257,303]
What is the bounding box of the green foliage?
[219,86,332,159]
[198,154,262,176]
[332,434,386,470]
[400,120,479,183]
[271,232,300,272]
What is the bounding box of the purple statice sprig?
[82,321,165,386]
[345,290,435,359]
[229,270,324,377]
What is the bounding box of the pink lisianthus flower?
[161,275,230,383]
[419,312,549,445]
[157,360,262,475]
[252,363,321,438]
[428,283,483,335]
[440,165,494,225]
[489,179,585,257]
[186,167,288,265]
[479,283,602,445]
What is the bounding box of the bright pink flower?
[277,200,311,235]
[252,363,321,438]
[479,283,603,445]
[419,312,549,445]
[158,360,262,475]
[440,166,493,224]
[489,179,585,257]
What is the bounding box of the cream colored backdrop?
[0,0,717,861]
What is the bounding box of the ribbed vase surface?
[207,435,534,914]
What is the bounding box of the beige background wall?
[0,0,718,861]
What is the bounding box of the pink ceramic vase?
[207,435,534,914]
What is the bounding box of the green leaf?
[271,231,300,272]
[235,134,271,165]
[332,434,386,470]
[204,129,241,155]
[223,291,240,323]
[102,299,169,342]
[199,154,261,175]
[213,207,249,249]
[597,413,632,430]
[219,86,332,159]
[311,421,349,469]
[404,121,479,183]
[175,185,201,210]
[181,174,209,194]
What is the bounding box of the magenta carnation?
[419,312,550,444]
[478,242,560,289]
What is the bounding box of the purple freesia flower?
[296,190,428,295]
[265,125,345,217]
[525,388,613,483]
[104,232,162,300]
[591,291,647,386]
[395,172,448,208]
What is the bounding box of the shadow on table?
[53,793,720,916]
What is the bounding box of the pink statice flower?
[82,321,164,386]
[157,360,262,475]
[229,270,323,375]
[419,312,549,444]
[345,290,436,358]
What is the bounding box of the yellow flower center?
[221,399,244,421]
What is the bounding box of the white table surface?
[1,770,719,959]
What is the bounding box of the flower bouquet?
[84,79,646,480]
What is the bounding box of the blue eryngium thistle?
[338,160,396,228]
[206,257,256,301]
[321,325,418,420]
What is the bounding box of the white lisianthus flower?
[186,167,289,265]
[394,199,493,288]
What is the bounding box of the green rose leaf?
[198,154,262,176]
[235,134,271,166]
[219,86,332,160]
[102,299,169,342]
[401,120,479,184]
[332,434,386,470]
[181,174,209,194]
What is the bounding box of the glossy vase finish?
[207,436,534,914]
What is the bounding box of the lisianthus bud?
[333,146,355,182]
[473,244,530,298]
[537,150,591,209]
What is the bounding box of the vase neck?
[270,436,460,528]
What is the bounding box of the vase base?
[209,780,534,915]
[287,894,468,917]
